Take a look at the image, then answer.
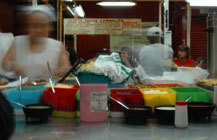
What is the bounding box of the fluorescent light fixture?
[186,0,217,7]
[66,5,85,17]
[74,5,85,17]
[96,1,136,7]
[66,5,75,16]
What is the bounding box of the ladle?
[110,96,129,110]
[8,99,26,108]
[186,96,192,102]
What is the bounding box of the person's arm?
[2,43,26,76]
[52,45,71,76]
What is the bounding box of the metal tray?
[197,82,214,91]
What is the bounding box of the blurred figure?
[0,29,15,79]
[120,47,138,68]
[2,5,70,81]
[139,27,173,76]
[173,45,196,67]
[0,91,14,140]
[65,35,77,66]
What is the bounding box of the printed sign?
[90,92,107,112]
[64,18,141,35]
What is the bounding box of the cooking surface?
[11,114,217,140]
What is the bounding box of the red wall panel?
[190,17,207,59]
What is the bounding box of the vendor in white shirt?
[139,26,174,76]
[2,5,70,82]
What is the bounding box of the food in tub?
[156,106,175,110]
[143,90,169,94]
[129,107,148,110]
[199,79,217,86]
[129,85,154,89]
[44,83,74,88]
[27,106,51,109]
[0,78,8,85]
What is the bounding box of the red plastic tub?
[154,84,184,88]
[110,89,144,115]
[43,88,79,112]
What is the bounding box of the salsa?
[27,106,50,109]
[129,107,147,110]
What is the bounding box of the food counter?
[11,115,217,140]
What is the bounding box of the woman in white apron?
[2,5,70,82]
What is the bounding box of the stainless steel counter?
[11,115,217,140]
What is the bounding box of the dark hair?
[178,45,190,58]
[120,47,133,58]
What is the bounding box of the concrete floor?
[11,115,217,140]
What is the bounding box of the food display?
[199,79,217,86]
[35,79,46,83]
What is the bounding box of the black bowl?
[123,105,152,125]
[188,102,215,122]
[154,105,175,124]
[23,104,53,123]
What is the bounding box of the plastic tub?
[110,89,144,117]
[140,88,176,111]
[77,72,127,88]
[5,86,46,109]
[171,87,210,103]
[43,87,79,118]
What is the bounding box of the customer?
[120,47,137,68]
[173,45,196,67]
[2,5,70,81]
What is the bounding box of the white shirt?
[14,35,62,81]
[0,33,14,77]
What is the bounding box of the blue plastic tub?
[77,72,127,88]
[5,86,46,109]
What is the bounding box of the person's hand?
[120,56,129,65]
[12,62,26,76]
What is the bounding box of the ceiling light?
[74,5,85,17]
[186,0,217,7]
[66,5,75,16]
[66,5,85,17]
[96,1,136,7]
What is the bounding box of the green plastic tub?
[171,87,210,103]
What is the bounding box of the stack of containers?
[110,89,144,117]
[139,88,176,111]
[43,87,79,118]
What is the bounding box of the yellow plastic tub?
[140,88,176,111]
[51,111,76,118]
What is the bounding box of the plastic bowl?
[154,105,175,124]
[188,102,215,122]
[23,104,53,123]
[123,105,152,125]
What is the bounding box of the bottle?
[175,101,188,128]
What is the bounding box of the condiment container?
[175,101,188,128]
[80,84,108,122]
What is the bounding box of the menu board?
[64,18,141,35]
